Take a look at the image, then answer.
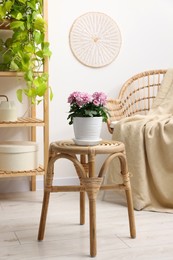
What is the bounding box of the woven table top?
[49,140,125,155]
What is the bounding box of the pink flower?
[67,91,80,103]
[93,99,100,106]
[92,92,107,106]
[68,92,92,107]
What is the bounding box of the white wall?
[0,0,173,192]
[48,0,173,141]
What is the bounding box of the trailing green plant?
[0,0,53,104]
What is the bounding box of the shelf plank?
[0,71,44,77]
[0,71,24,77]
[0,166,45,178]
[0,117,45,127]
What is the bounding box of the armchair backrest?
[106,69,167,134]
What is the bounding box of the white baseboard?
[0,177,30,193]
[0,177,80,193]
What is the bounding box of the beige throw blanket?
[106,69,173,212]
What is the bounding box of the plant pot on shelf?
[73,117,102,146]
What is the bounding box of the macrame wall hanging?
[69,12,122,68]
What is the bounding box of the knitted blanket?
[106,69,173,212]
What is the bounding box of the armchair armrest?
[106,99,124,134]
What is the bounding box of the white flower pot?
[73,117,102,145]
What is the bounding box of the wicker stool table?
[38,140,136,257]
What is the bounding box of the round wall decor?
[69,12,122,68]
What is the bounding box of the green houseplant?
[0,0,52,104]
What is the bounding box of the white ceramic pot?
[0,95,17,122]
[73,117,102,145]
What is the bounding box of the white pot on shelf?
[0,95,17,122]
[73,117,102,146]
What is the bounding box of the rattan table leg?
[81,177,103,257]
[38,191,50,241]
[80,191,85,225]
[89,198,97,257]
[125,189,136,238]
[119,153,136,239]
[80,155,87,225]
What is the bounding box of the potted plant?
[0,0,52,104]
[67,91,109,145]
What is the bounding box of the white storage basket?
[0,141,39,171]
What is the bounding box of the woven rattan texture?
[106,69,167,133]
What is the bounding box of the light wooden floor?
[0,190,173,260]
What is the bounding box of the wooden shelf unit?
[0,0,49,191]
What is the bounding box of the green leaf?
[5,38,12,48]
[10,21,25,30]
[49,86,53,101]
[39,72,48,82]
[25,87,36,98]
[3,50,13,64]
[0,7,5,19]
[43,48,52,57]
[24,70,33,82]
[21,57,30,71]
[24,43,34,53]
[34,31,43,44]
[18,0,27,4]
[36,99,43,105]
[34,16,45,32]
[37,85,47,97]
[0,38,4,47]
[41,42,51,57]
[16,89,23,103]
[36,50,43,58]
[26,21,31,30]
[16,12,23,20]
[12,30,28,41]
[27,1,36,10]
[10,60,19,71]
[5,1,13,13]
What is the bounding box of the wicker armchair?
[106,69,167,134]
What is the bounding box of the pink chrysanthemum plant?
[67,91,109,125]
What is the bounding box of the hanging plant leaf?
[10,60,19,71]
[10,21,25,30]
[34,16,45,32]
[18,0,27,4]
[16,89,23,103]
